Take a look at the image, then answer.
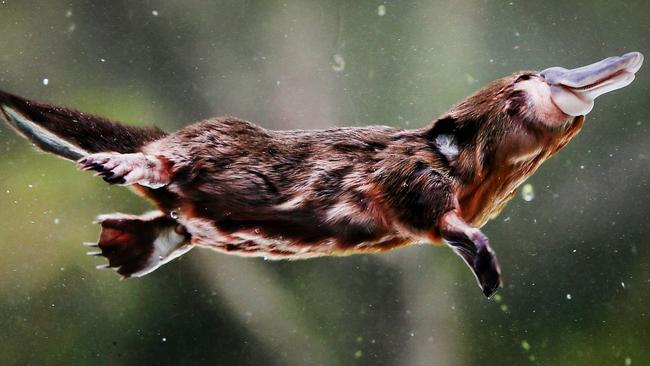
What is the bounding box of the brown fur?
[0,71,588,297]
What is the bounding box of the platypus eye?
[515,74,532,83]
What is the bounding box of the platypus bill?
[0,52,643,297]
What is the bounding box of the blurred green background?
[0,1,648,365]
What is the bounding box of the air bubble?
[521,183,534,202]
[332,54,345,72]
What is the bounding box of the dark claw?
[103,176,125,184]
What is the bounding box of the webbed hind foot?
[85,211,192,278]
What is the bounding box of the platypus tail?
[0,90,168,161]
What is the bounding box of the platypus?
[0,52,643,298]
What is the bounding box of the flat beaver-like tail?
[0,90,168,161]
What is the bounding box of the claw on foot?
[78,152,171,188]
[85,211,192,278]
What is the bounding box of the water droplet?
[566,293,572,300]
[152,10,159,16]
[521,340,531,351]
[42,78,49,86]
[162,337,167,342]
[377,4,386,16]
[332,53,345,72]
[521,183,534,202]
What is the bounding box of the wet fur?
[0,72,586,295]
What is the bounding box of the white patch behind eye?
[435,134,459,161]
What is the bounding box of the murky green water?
[0,1,648,365]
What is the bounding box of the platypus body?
[0,52,643,297]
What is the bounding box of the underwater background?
[0,1,648,365]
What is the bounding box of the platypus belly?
[174,194,413,259]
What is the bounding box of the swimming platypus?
[0,52,643,297]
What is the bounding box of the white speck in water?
[625,357,632,365]
[377,4,386,16]
[276,80,281,86]
[621,282,626,288]
[514,31,520,37]
[65,10,72,18]
[503,217,511,222]
[67,23,76,33]
[27,184,33,188]
[152,10,159,16]
[42,78,49,86]
[53,218,60,225]
[100,58,106,63]
[566,293,572,300]
[521,183,534,202]
[162,337,167,342]
[580,165,585,169]
[332,54,345,72]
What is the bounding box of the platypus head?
[431,52,643,225]
[436,52,644,173]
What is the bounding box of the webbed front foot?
[439,210,502,298]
